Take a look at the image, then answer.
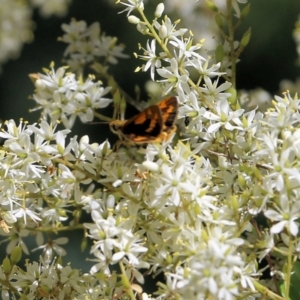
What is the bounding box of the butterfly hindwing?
[109,96,178,144]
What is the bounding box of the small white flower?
[188,57,225,79]
[154,16,188,40]
[30,0,71,17]
[118,0,144,16]
[13,206,42,224]
[264,195,300,236]
[139,39,162,80]
[203,99,244,133]
[112,232,148,267]
[169,36,203,60]
[0,0,33,69]
[154,164,194,206]
[157,58,190,99]
[200,77,232,103]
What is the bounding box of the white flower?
[264,195,300,236]
[203,99,244,133]
[0,119,33,142]
[30,0,71,17]
[31,66,112,128]
[112,232,148,267]
[12,206,42,224]
[32,237,69,264]
[0,0,33,69]
[231,0,248,18]
[157,58,190,99]
[154,164,195,206]
[200,77,232,103]
[139,39,162,80]
[169,36,203,60]
[0,228,30,254]
[60,19,129,72]
[188,57,225,79]
[89,249,112,275]
[27,120,70,141]
[118,0,144,16]
[96,35,129,64]
[154,16,188,40]
[60,19,88,46]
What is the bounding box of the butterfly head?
[109,120,125,135]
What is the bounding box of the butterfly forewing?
[157,96,179,132]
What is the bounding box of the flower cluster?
[0,0,33,71]
[30,0,71,17]
[59,19,129,73]
[1,0,300,299]
[0,0,75,71]
[294,15,300,65]
[30,65,112,128]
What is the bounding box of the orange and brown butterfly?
[109,96,179,144]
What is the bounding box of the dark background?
[0,0,300,272]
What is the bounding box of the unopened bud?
[215,45,224,63]
[155,3,164,18]
[10,246,22,265]
[3,257,11,275]
[241,28,251,47]
[128,15,140,24]
[159,24,168,39]
[241,4,250,19]
[205,0,218,12]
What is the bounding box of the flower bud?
[241,28,251,48]
[35,79,46,89]
[57,256,63,266]
[81,237,88,252]
[143,161,159,171]
[159,24,168,39]
[100,140,111,157]
[2,257,11,275]
[238,174,246,189]
[205,0,218,12]
[10,245,22,264]
[230,195,239,210]
[154,3,164,18]
[241,4,250,19]
[137,23,149,35]
[215,45,224,63]
[215,14,223,28]
[128,15,140,24]
[113,179,122,188]
[227,87,237,105]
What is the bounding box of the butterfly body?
[109,96,178,144]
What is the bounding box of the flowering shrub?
[0,1,300,300]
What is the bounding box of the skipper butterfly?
[109,96,178,144]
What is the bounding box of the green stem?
[119,261,136,300]
[284,231,293,299]
[252,280,285,300]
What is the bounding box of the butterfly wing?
[120,105,163,143]
[157,96,179,133]
[109,96,178,144]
